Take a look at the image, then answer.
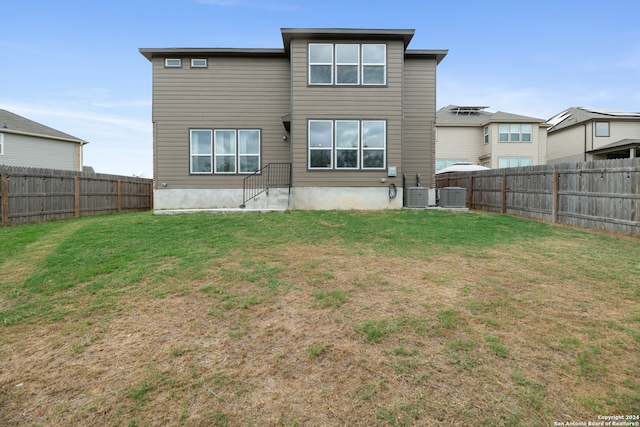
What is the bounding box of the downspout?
[583,123,587,161]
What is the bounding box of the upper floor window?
[499,124,532,142]
[191,58,208,68]
[595,122,610,137]
[190,128,260,174]
[484,126,489,144]
[309,120,386,170]
[0,133,4,155]
[309,43,386,86]
[165,58,181,68]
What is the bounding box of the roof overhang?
[405,49,448,65]
[586,139,640,154]
[0,128,87,145]
[281,28,416,53]
[139,47,286,61]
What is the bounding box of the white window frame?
[595,122,610,137]
[484,126,489,144]
[238,129,261,174]
[190,129,213,174]
[308,119,386,170]
[309,43,387,86]
[0,133,4,155]
[309,44,334,85]
[165,58,181,68]
[499,123,532,142]
[335,120,360,169]
[361,44,387,85]
[335,44,360,85]
[498,156,533,168]
[191,58,207,68]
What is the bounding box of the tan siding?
[152,56,291,189]
[290,39,404,187]
[1,133,78,171]
[436,126,483,161]
[403,57,437,188]
[547,125,587,163]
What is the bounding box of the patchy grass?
[0,210,639,426]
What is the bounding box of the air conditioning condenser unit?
[406,187,435,208]
[439,187,466,208]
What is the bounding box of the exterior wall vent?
[439,187,466,208]
[406,187,435,208]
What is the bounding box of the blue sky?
[1,0,639,176]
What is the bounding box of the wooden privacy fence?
[0,166,153,225]
[435,158,640,236]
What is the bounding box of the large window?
[498,157,532,168]
[595,122,610,137]
[309,120,386,170]
[309,43,386,86]
[498,124,532,142]
[190,129,260,174]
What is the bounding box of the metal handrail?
[240,163,291,208]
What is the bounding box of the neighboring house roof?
[547,107,640,133]
[0,109,87,144]
[436,105,546,126]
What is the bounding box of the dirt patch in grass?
[1,242,638,426]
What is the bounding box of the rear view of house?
[0,109,87,172]
[140,28,447,210]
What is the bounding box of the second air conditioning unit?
[439,187,466,208]
[406,187,435,208]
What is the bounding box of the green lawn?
[0,210,638,426]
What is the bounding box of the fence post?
[118,179,123,213]
[1,173,8,225]
[467,176,473,209]
[74,176,81,218]
[552,169,559,223]
[501,170,507,214]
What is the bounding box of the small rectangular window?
[0,133,4,155]
[362,44,386,85]
[191,58,207,68]
[309,44,333,85]
[595,122,610,137]
[336,44,359,85]
[484,126,489,144]
[165,58,181,67]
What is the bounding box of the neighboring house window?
[595,122,610,137]
[436,159,467,171]
[309,43,386,86]
[498,124,532,142]
[484,126,489,144]
[190,129,260,174]
[498,157,532,168]
[165,58,181,67]
[308,120,386,170]
[191,58,207,68]
[0,133,4,155]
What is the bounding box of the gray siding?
[289,39,405,188]
[0,132,78,171]
[152,55,291,189]
[403,57,437,188]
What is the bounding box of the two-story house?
[0,109,87,172]
[435,105,549,171]
[546,107,640,163]
[140,28,447,210]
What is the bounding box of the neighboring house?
[140,28,447,210]
[0,109,87,172]
[435,105,549,171]
[546,107,640,163]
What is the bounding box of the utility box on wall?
[439,187,466,208]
